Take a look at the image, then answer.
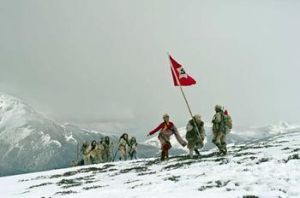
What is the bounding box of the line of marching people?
[147,105,232,160]
[79,134,138,165]
[77,104,231,165]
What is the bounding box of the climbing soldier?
[118,133,129,161]
[81,141,91,165]
[224,110,233,134]
[212,105,232,155]
[103,136,113,162]
[186,114,205,158]
[128,136,138,160]
[89,140,99,164]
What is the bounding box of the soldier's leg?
[194,149,200,156]
[200,133,205,142]
[106,152,110,162]
[98,151,105,163]
[119,148,126,161]
[86,155,92,165]
[165,149,169,159]
[161,150,166,161]
[124,150,128,161]
[194,140,201,156]
[189,148,194,158]
[220,133,227,154]
[132,151,137,160]
[100,152,104,163]
[187,140,194,158]
[198,137,204,150]
[130,152,134,160]
[108,152,112,162]
[163,142,171,160]
[215,132,223,152]
[83,156,89,165]
[212,131,217,144]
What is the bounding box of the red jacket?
[149,122,175,136]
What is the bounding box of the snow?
[1,92,299,197]
[40,132,62,148]
[0,128,299,198]
[65,133,77,143]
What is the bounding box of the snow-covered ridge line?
[0,92,161,177]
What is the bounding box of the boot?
[216,143,223,153]
[165,150,169,160]
[221,143,227,155]
[194,149,200,156]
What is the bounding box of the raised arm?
[148,122,164,136]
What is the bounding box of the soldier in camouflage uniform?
[212,105,227,155]
[128,136,138,160]
[81,141,91,165]
[118,133,129,161]
[102,136,113,162]
[186,114,205,158]
[94,138,105,163]
[89,140,99,164]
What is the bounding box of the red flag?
[169,55,196,86]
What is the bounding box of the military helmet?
[82,142,89,147]
[100,137,105,143]
[215,105,222,111]
[131,137,136,142]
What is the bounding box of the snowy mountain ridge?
[0,126,299,197]
[0,92,159,177]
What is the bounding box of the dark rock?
[28,182,52,189]
[55,190,77,195]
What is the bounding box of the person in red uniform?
[147,114,187,161]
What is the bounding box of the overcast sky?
[1,0,300,140]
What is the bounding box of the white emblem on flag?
[177,67,188,79]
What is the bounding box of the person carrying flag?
[186,114,205,158]
[147,114,187,161]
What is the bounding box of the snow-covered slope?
[0,93,159,177]
[0,93,105,176]
[0,128,299,197]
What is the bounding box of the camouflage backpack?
[223,113,232,130]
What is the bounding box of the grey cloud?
[1,0,300,140]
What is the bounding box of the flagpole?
[178,86,194,118]
[169,55,201,137]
